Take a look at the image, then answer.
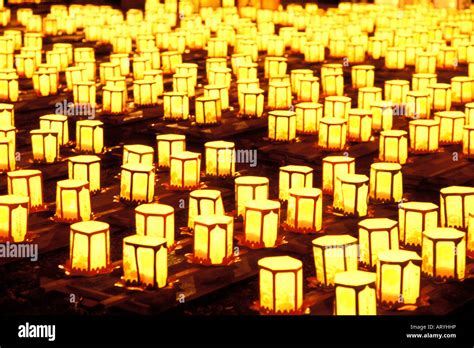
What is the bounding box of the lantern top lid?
[205,140,235,148]
[352,65,375,70]
[103,85,125,92]
[121,163,154,172]
[323,155,355,163]
[399,201,438,211]
[348,108,373,116]
[312,234,357,247]
[66,66,86,71]
[258,255,302,272]
[190,189,221,199]
[195,96,219,102]
[359,86,382,93]
[410,119,440,126]
[143,69,163,76]
[163,91,187,97]
[124,144,154,154]
[338,173,369,183]
[407,90,429,97]
[322,63,343,69]
[123,234,166,248]
[428,83,451,89]
[334,270,376,286]
[380,130,407,137]
[0,103,14,109]
[265,56,288,62]
[204,84,228,91]
[320,117,347,125]
[359,217,398,230]
[434,111,465,119]
[291,69,314,74]
[269,110,296,117]
[209,67,232,73]
[40,114,68,122]
[246,199,280,210]
[194,214,233,226]
[0,125,15,132]
[57,179,89,189]
[161,50,181,56]
[440,186,474,194]
[299,76,320,82]
[71,220,109,234]
[135,203,174,215]
[423,228,465,240]
[295,102,323,109]
[100,62,120,67]
[7,169,41,178]
[53,43,72,48]
[176,63,198,69]
[371,162,402,171]
[378,249,421,263]
[280,165,313,174]
[74,80,95,86]
[241,87,264,95]
[173,72,193,78]
[30,129,59,136]
[465,102,474,108]
[0,194,29,205]
[77,119,103,127]
[268,81,291,88]
[171,151,200,160]
[138,47,159,53]
[110,53,130,58]
[371,100,392,108]
[156,133,185,141]
[289,187,322,197]
[413,73,437,78]
[385,79,410,86]
[324,96,351,103]
[68,155,101,164]
[75,47,94,52]
[451,76,473,82]
[235,176,269,185]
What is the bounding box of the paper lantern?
[132,57,150,81]
[76,59,96,81]
[110,53,130,76]
[4,30,22,51]
[322,156,355,195]
[321,72,344,97]
[133,80,158,107]
[7,169,45,212]
[138,47,161,71]
[318,118,347,150]
[358,87,382,110]
[268,110,296,142]
[143,70,164,97]
[187,189,224,230]
[112,35,132,54]
[207,38,228,58]
[385,47,405,70]
[290,69,313,95]
[422,228,466,282]
[176,63,198,87]
[75,120,104,154]
[208,67,231,89]
[99,62,120,85]
[405,91,430,119]
[451,76,473,104]
[347,42,365,64]
[170,151,201,190]
[267,36,285,57]
[236,62,258,81]
[21,47,41,67]
[399,202,438,247]
[243,199,280,248]
[465,103,474,125]
[0,135,15,172]
[195,96,221,125]
[39,114,68,146]
[405,44,424,66]
[296,76,319,103]
[68,155,101,194]
[468,213,474,258]
[333,173,369,217]
[278,165,313,202]
[437,47,457,69]
[329,37,347,58]
[376,250,421,307]
[0,69,19,102]
[369,163,403,203]
[412,73,437,93]
[14,53,35,79]
[46,50,67,72]
[74,47,95,62]
[285,187,322,233]
[334,270,377,315]
[368,37,388,60]
[205,58,226,80]
[409,119,440,153]
[267,81,292,110]
[324,96,351,119]
[30,129,59,163]
[347,109,372,142]
[65,66,87,91]
[238,88,264,118]
[384,80,409,105]
[359,218,399,268]
[294,102,322,135]
[54,179,91,223]
[235,176,269,217]
[102,85,127,114]
[123,235,167,289]
[205,141,235,177]
[231,53,252,74]
[415,52,436,74]
[311,235,358,288]
[53,43,73,65]
[434,111,465,144]
[440,186,474,230]
[120,163,155,203]
[32,65,58,97]
[237,78,259,106]
[161,51,182,74]
[135,203,174,247]
[173,73,194,97]
[163,92,189,121]
[427,83,451,111]
[24,33,42,49]
[370,101,393,132]
[0,103,14,126]
[304,41,325,63]
[351,65,375,89]
[0,195,29,242]
[155,134,185,169]
[379,130,408,164]
[73,81,96,108]
[464,126,474,158]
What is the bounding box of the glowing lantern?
[376,250,421,307]
[74,47,94,62]
[267,36,285,57]
[161,51,182,74]
[405,44,424,66]
[30,130,59,163]
[68,155,101,194]
[321,72,344,97]
[468,213,474,258]
[465,103,474,125]
[243,199,280,248]
[231,53,252,74]
[351,65,375,89]
[205,141,235,177]
[192,215,233,265]
[278,165,313,202]
[384,80,409,105]
[204,85,229,111]
[170,151,201,190]
[32,65,58,97]
[385,47,405,70]
[14,53,35,79]
[437,47,457,69]
[371,101,393,132]
[267,81,291,110]
[440,186,474,230]
[24,33,42,49]
[188,189,225,230]
[53,43,73,65]
[39,114,68,146]
[75,120,104,154]
[173,73,195,97]
[132,57,150,80]
[120,163,155,203]
[422,228,466,282]
[207,38,227,58]
[54,179,91,223]
[434,111,465,144]
[324,96,351,119]
[21,47,41,67]
[99,62,120,85]
[206,58,226,80]
[133,80,158,107]
[346,42,365,64]
[415,52,436,74]
[195,96,221,125]
[290,69,313,95]
[208,67,231,89]
[412,73,437,93]
[0,103,14,126]
[369,163,403,203]
[102,85,127,114]
[163,92,189,121]
[0,195,29,242]
[399,202,438,247]
[285,187,322,233]
[0,69,19,102]
[368,37,388,60]
[347,109,372,142]
[322,156,355,195]
[76,59,96,81]
[46,50,67,72]
[334,270,377,315]
[464,126,474,157]
[235,176,269,217]
[0,136,15,172]
[73,81,96,108]
[112,35,132,54]
[451,76,473,104]
[379,130,408,164]
[110,53,130,76]
[238,88,263,118]
[304,41,325,63]
[176,63,198,87]
[6,169,44,212]
[405,91,430,119]
[135,203,174,247]
[359,218,399,268]
[65,67,87,90]
[143,70,164,96]
[123,235,167,289]
[155,134,185,169]
[311,234,358,289]
[329,37,347,58]
[268,110,296,142]
[358,87,382,110]
[318,118,347,150]
[295,102,322,135]
[138,47,160,71]
[236,62,258,80]
[333,173,369,217]
[296,76,319,103]
[4,30,22,51]
[427,83,451,111]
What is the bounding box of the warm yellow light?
[65,66,87,90]
[409,120,440,153]
[68,155,101,194]
[161,51,182,74]
[193,214,233,265]
[285,187,322,233]
[321,72,344,97]
[465,103,474,125]
[329,37,347,58]
[268,110,296,142]
[415,52,436,74]
[111,35,132,54]
[434,111,465,144]
[384,80,409,105]
[304,41,325,63]
[405,91,430,119]
[30,129,59,163]
[359,218,399,268]
[244,199,280,248]
[451,76,473,104]
[464,126,474,158]
[290,69,313,95]
[73,81,96,108]
[351,65,375,89]
[296,76,319,103]
[123,234,167,289]
[258,256,303,314]
[357,87,382,110]
[385,47,405,70]
[318,118,347,150]
[333,173,369,217]
[294,102,323,135]
[75,120,104,154]
[110,53,130,76]
[135,203,175,247]
[369,162,403,203]
[422,228,466,282]
[99,62,120,85]
[0,69,19,102]
[371,101,393,132]
[235,176,269,218]
[347,109,372,142]
[0,103,14,126]
[412,73,437,93]
[0,195,29,242]
[368,37,388,60]
[155,134,185,169]
[324,96,351,119]
[7,169,44,212]
[376,250,421,307]
[399,201,438,247]
[39,114,68,146]
[170,151,201,190]
[163,92,189,121]
[440,186,474,230]
[379,130,408,164]
[176,63,198,87]
[143,69,164,97]
[312,234,358,289]
[133,79,158,107]
[173,72,195,97]
[427,83,451,111]
[195,96,221,125]
[205,140,235,177]
[334,270,377,315]
[120,163,155,203]
[55,179,91,223]
[267,81,291,110]
[437,47,457,69]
